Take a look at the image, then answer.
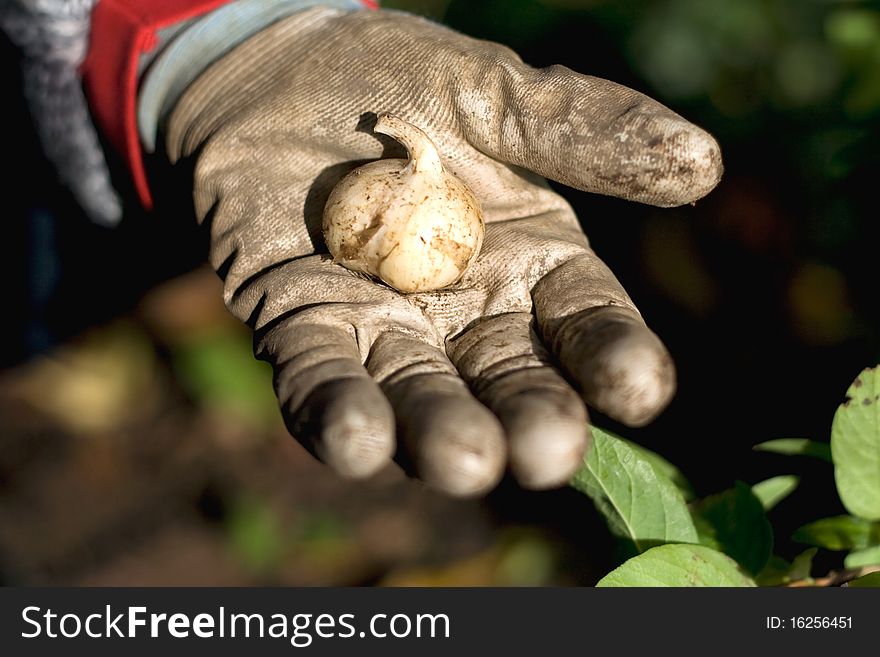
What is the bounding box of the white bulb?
[322,113,484,293]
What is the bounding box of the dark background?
[1,0,878,585]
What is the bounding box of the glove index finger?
[455,59,723,207]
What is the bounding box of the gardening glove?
[163,7,723,496]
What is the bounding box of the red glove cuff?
[81,0,379,210]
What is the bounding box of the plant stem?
[374,113,443,176]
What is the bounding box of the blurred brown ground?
[0,269,585,586]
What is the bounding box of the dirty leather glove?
[163,7,723,496]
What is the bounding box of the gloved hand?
[163,7,722,496]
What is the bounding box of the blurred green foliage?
[225,496,355,576]
[172,328,280,429]
[226,494,285,574]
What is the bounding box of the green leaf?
[846,572,880,588]
[571,427,698,554]
[753,439,832,462]
[596,544,756,587]
[756,549,817,586]
[618,438,696,501]
[792,515,880,550]
[789,547,819,582]
[844,545,880,569]
[752,475,800,511]
[692,482,773,575]
[831,366,880,520]
[692,513,721,551]
[755,556,790,587]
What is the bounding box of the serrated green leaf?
[792,515,880,550]
[846,572,880,588]
[618,438,695,501]
[596,544,756,587]
[571,427,697,554]
[752,475,800,511]
[844,545,880,569]
[756,548,817,587]
[692,482,773,575]
[753,439,832,462]
[831,366,880,520]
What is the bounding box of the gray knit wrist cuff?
[1,0,122,226]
